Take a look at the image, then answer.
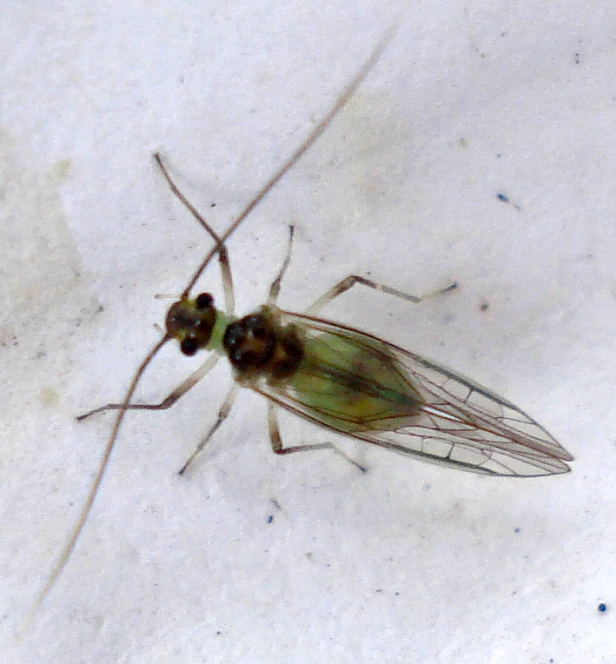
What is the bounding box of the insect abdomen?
[288,330,424,433]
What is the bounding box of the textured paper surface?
[2,2,614,662]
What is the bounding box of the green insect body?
[30,27,572,620]
[286,323,424,434]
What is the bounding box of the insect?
[33,25,572,615]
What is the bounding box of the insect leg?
[77,354,219,421]
[178,382,240,475]
[305,276,457,316]
[154,153,236,314]
[267,402,366,472]
[267,225,295,305]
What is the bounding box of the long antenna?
[182,22,398,297]
[26,336,169,623]
[29,22,398,619]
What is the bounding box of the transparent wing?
[254,311,573,477]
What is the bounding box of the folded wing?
[254,311,572,477]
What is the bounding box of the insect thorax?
[222,305,303,384]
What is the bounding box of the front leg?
[77,354,219,420]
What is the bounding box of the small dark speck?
[216,630,222,635]
[514,527,521,533]
[267,514,274,524]
[598,602,608,613]
[395,591,400,596]
[574,52,581,64]
[210,202,216,208]
[496,153,502,158]
[496,192,522,211]
[375,589,383,593]
[479,301,489,312]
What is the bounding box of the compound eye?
[196,293,214,310]
[180,338,199,356]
